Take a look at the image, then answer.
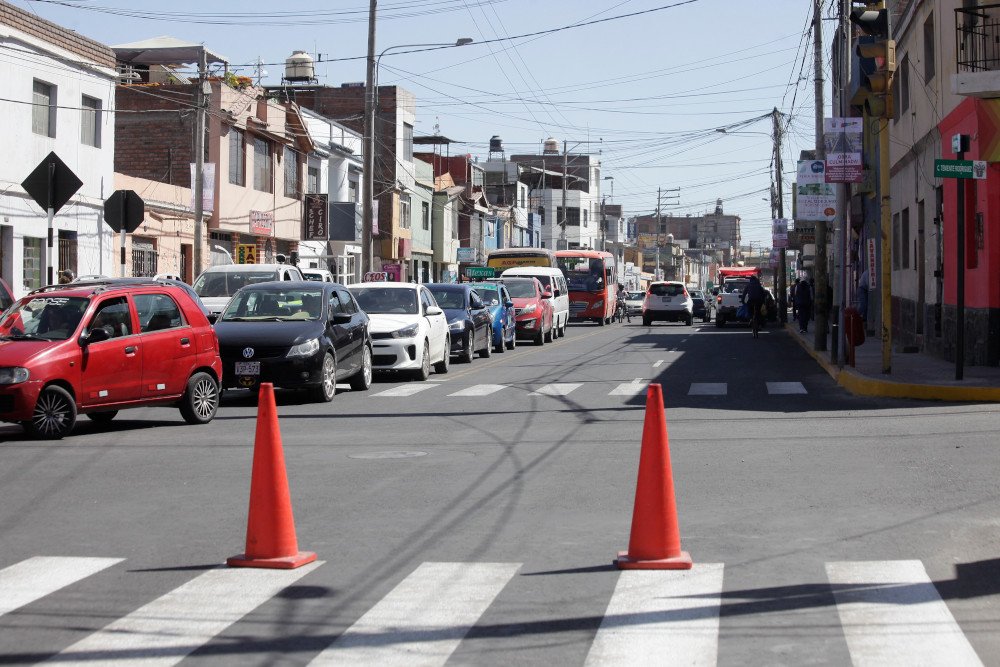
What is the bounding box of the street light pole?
[192,47,207,281]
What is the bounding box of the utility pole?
[361,0,377,275]
[833,0,851,366]
[192,47,207,281]
[772,107,787,322]
[656,186,662,280]
[813,0,829,351]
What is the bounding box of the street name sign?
[465,266,496,279]
[934,159,987,180]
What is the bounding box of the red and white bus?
[556,249,618,325]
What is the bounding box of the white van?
[501,267,569,338]
[193,263,305,320]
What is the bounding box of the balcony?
[953,4,1000,97]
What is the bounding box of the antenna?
[253,57,268,86]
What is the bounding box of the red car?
[0,281,223,439]
[502,277,554,346]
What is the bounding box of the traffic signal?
[851,7,895,118]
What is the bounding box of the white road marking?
[530,383,583,396]
[653,360,665,368]
[688,383,727,396]
[826,560,983,667]
[766,381,808,395]
[448,384,507,397]
[372,385,437,397]
[0,557,123,617]
[610,379,647,396]
[52,562,321,666]
[586,564,724,667]
[310,562,520,666]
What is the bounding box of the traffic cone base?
[614,549,692,570]
[226,551,317,570]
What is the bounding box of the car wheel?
[534,327,544,346]
[25,386,77,440]
[544,323,554,343]
[86,410,118,423]
[434,336,450,374]
[495,328,506,353]
[349,345,373,391]
[686,314,693,326]
[506,330,516,350]
[479,327,492,358]
[413,342,431,381]
[179,372,219,424]
[311,353,337,402]
[461,330,475,363]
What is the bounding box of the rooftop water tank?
[284,51,315,83]
[489,135,503,152]
[543,137,559,154]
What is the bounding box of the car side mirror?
[80,327,110,346]
[426,305,443,316]
[504,300,513,308]
[332,313,352,325]
[207,313,219,324]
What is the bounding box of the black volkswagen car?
[426,283,493,363]
[214,281,372,402]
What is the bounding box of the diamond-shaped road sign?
[21,152,83,214]
[103,190,145,234]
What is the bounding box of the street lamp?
[361,38,473,275]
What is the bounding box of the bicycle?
[615,299,630,323]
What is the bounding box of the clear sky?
[11,0,835,249]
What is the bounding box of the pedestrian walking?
[790,278,799,320]
[857,268,869,322]
[794,279,813,334]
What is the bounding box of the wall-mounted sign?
[824,118,863,183]
[250,210,274,236]
[456,247,476,262]
[795,161,836,221]
[303,194,328,240]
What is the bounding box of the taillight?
[716,295,722,303]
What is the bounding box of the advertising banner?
[189,163,216,212]
[303,194,328,240]
[795,161,836,221]
[824,118,863,183]
[250,210,274,236]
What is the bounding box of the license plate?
[662,296,671,303]
[235,361,260,375]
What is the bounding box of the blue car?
[468,282,517,353]
[426,283,493,363]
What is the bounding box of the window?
[23,237,43,291]
[892,212,901,269]
[336,289,357,314]
[452,207,459,239]
[924,14,935,82]
[899,55,910,115]
[80,95,100,147]
[348,178,359,202]
[901,207,910,269]
[307,158,321,194]
[399,193,411,229]
[583,208,589,228]
[284,146,299,197]
[88,297,133,338]
[402,123,413,161]
[253,137,272,192]
[891,76,900,123]
[229,127,245,186]
[132,237,158,277]
[32,80,55,137]
[422,201,430,230]
[557,207,581,226]
[135,293,184,332]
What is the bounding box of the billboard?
[795,160,836,222]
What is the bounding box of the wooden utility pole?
[813,0,829,350]
[192,47,207,281]
[773,107,787,322]
[361,0,377,274]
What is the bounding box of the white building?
[0,1,116,296]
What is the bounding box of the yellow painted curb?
[783,323,1000,402]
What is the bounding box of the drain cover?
[348,451,429,460]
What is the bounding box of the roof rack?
[27,277,175,297]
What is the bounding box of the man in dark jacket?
[794,279,813,333]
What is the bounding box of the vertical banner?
[303,194,329,240]
[867,238,878,289]
[189,163,216,212]
[772,218,789,249]
[824,118,863,183]
[796,160,837,221]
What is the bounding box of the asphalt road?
[1,318,998,666]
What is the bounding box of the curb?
[783,323,1000,402]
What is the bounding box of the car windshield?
[723,279,748,294]
[302,272,325,282]
[429,289,467,310]
[193,270,280,298]
[504,280,537,298]
[626,291,644,300]
[0,296,89,341]
[351,287,419,314]
[690,290,703,299]
[557,257,605,292]
[649,283,683,297]
[473,288,500,306]
[220,288,323,321]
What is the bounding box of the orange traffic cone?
[227,383,317,569]
[615,383,692,570]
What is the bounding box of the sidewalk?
[784,322,1000,402]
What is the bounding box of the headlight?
[390,323,420,339]
[286,338,321,358]
[0,367,30,385]
[449,321,465,331]
[520,304,537,315]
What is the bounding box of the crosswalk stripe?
[447,384,507,397]
[310,562,520,666]
[530,383,583,396]
[826,560,983,667]
[766,381,807,394]
[372,385,437,397]
[0,556,123,617]
[585,564,724,666]
[609,379,646,396]
[52,562,321,666]
[688,382,727,396]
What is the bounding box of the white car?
[301,268,336,282]
[192,263,305,320]
[642,281,694,326]
[348,282,450,380]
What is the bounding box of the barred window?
[284,146,299,197]
[32,80,55,137]
[132,238,158,277]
